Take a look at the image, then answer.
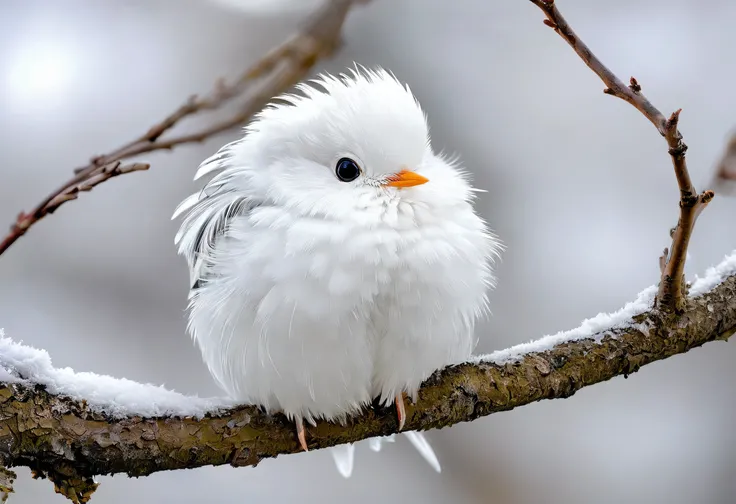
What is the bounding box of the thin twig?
[2,162,150,244]
[0,0,366,257]
[531,0,714,313]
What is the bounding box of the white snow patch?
[0,330,235,418]
[477,249,736,365]
[689,250,736,297]
[477,285,658,365]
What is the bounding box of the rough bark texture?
[0,274,734,501]
[0,468,14,503]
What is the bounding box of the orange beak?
[384,170,429,188]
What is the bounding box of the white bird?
[173,66,501,477]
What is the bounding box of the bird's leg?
[395,393,406,431]
[295,417,308,452]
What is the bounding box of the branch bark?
[0,273,734,503]
[531,0,714,313]
[0,0,366,257]
[0,468,14,504]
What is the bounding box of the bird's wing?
[173,141,262,290]
[174,190,257,290]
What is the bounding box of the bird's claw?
[395,394,406,431]
[296,417,308,451]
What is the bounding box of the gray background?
[1,0,735,502]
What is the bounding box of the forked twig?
[531,0,714,312]
[0,0,366,257]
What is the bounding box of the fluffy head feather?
[174,66,487,288]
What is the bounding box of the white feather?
[330,444,356,478]
[368,435,395,452]
[171,193,200,220]
[173,66,502,475]
[404,431,441,473]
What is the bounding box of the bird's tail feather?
[404,431,441,473]
[330,443,355,478]
[368,433,395,452]
[330,431,440,478]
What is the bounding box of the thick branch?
[531,0,714,312]
[1,273,734,502]
[0,0,366,257]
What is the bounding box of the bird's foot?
[295,417,308,452]
[395,393,406,431]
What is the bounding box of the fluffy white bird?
[173,67,501,477]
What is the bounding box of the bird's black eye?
[335,157,361,182]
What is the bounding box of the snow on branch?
[0,252,735,503]
[0,333,235,419]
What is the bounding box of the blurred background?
[1,0,735,502]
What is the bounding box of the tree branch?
[531,0,714,313]
[0,268,734,503]
[0,0,367,258]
